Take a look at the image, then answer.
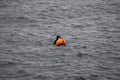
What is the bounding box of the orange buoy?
[54,36,66,46]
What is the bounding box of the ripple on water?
[0,61,16,68]
[0,14,38,24]
[0,69,32,79]
[33,75,52,80]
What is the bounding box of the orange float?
[54,36,66,46]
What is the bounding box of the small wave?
[16,16,38,23]
[16,70,32,77]
[33,75,50,80]
[108,56,120,62]
[0,69,32,79]
[65,76,86,80]
[0,15,38,24]
[0,61,16,68]
[88,74,100,80]
[0,3,7,9]
[72,24,85,29]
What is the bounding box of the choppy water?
[0,0,120,80]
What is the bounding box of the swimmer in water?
[54,35,66,46]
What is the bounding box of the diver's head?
[56,35,61,39]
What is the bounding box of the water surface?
[0,0,120,80]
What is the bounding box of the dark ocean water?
[0,0,120,80]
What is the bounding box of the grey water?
[0,0,120,80]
